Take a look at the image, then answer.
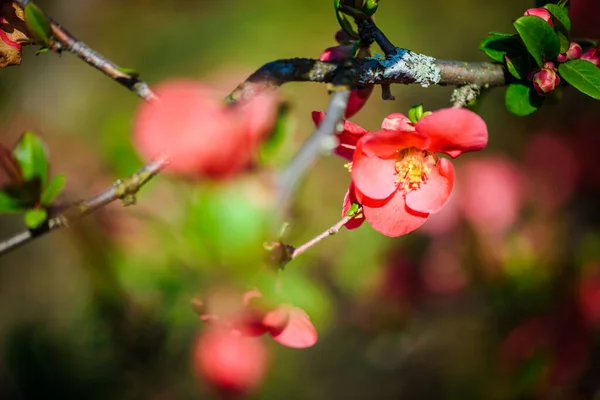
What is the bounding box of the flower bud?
[334,29,354,45]
[193,328,268,395]
[557,42,583,62]
[581,46,600,67]
[319,45,354,62]
[532,62,561,94]
[523,7,554,26]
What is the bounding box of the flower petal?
[351,143,397,200]
[381,113,415,132]
[342,183,365,230]
[345,85,374,118]
[312,111,367,161]
[415,108,488,158]
[361,129,429,158]
[262,306,290,336]
[271,307,318,349]
[405,158,455,214]
[363,191,429,237]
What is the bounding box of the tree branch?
[13,0,157,101]
[0,158,166,256]
[228,54,507,102]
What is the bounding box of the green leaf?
[408,104,424,123]
[116,67,140,80]
[558,59,600,99]
[24,3,52,46]
[504,55,529,80]
[334,0,359,39]
[479,35,523,62]
[544,4,571,31]
[24,208,47,229]
[545,4,571,53]
[41,174,66,205]
[12,132,49,186]
[0,191,24,214]
[345,203,360,217]
[514,16,560,66]
[505,83,545,116]
[35,46,50,55]
[362,0,379,16]
[3,178,42,207]
[488,31,515,37]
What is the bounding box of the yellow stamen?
[344,162,353,172]
[395,149,437,193]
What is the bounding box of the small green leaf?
[504,55,529,80]
[558,59,600,99]
[408,104,424,123]
[514,16,560,66]
[505,83,545,116]
[24,208,47,229]
[335,0,359,39]
[35,46,50,55]
[0,191,24,214]
[24,3,52,46]
[362,0,379,16]
[3,178,42,207]
[346,203,360,217]
[12,132,49,185]
[480,35,523,62]
[41,174,66,205]
[116,67,140,79]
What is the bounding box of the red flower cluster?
[133,80,278,179]
[197,289,318,349]
[314,108,488,237]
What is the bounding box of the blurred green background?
[1,0,600,398]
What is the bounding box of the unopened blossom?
[320,45,374,118]
[557,42,583,62]
[581,46,600,67]
[532,62,561,94]
[133,80,278,179]
[523,7,553,26]
[193,327,269,395]
[344,108,488,237]
[197,289,318,349]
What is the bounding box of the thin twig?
[0,158,167,256]
[290,209,359,260]
[358,18,396,55]
[278,89,350,203]
[13,0,157,101]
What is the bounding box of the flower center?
[395,148,437,193]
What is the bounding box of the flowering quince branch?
[0,157,166,256]
[11,0,157,101]
[289,206,361,261]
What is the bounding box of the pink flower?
[532,62,561,94]
[523,7,554,26]
[198,289,318,349]
[133,80,278,179]
[346,108,488,237]
[193,327,269,395]
[319,45,373,118]
[581,46,600,67]
[557,42,583,62]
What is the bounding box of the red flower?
[133,80,278,179]
[523,7,554,26]
[311,111,367,161]
[198,289,318,349]
[346,108,488,237]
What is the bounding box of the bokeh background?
[1,0,600,398]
